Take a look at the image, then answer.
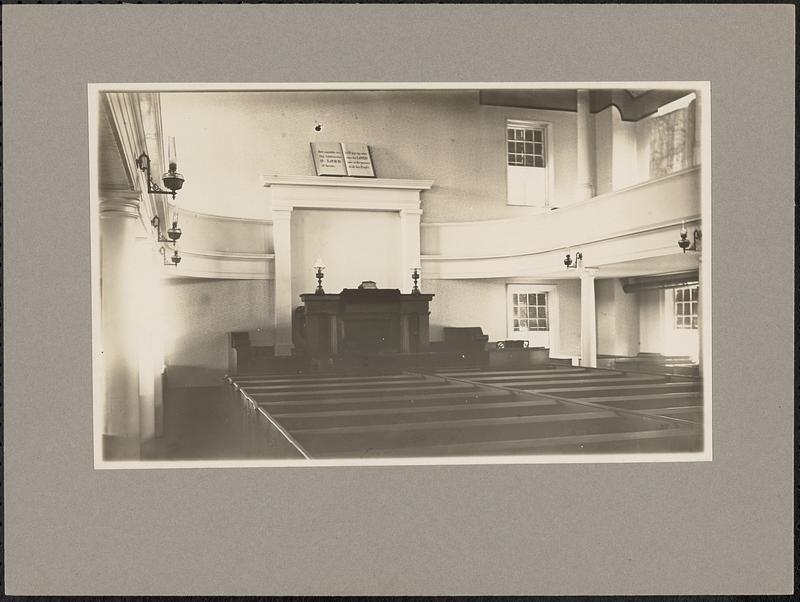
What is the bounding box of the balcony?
[421,166,701,279]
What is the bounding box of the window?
[649,98,696,179]
[506,125,546,168]
[506,120,552,207]
[673,285,698,329]
[511,292,549,332]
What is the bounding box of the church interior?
[94,86,705,462]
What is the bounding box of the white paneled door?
[506,284,558,350]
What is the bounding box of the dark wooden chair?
[442,326,489,352]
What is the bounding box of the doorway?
[506,284,559,351]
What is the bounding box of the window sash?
[673,285,699,329]
[511,291,549,332]
[507,126,546,168]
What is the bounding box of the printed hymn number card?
[311,142,375,177]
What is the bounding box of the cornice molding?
[265,175,434,213]
[263,175,434,191]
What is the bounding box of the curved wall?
[161,90,580,223]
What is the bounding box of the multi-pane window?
[507,126,546,168]
[512,292,548,332]
[649,99,696,178]
[673,285,698,329]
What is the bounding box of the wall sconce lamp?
[678,222,702,253]
[313,258,326,294]
[135,137,185,200]
[564,251,583,269]
[150,214,182,243]
[410,267,421,294]
[159,246,181,267]
[137,137,186,266]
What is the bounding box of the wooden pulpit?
[297,287,434,357]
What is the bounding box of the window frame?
[505,119,555,207]
[672,285,699,330]
[506,284,560,352]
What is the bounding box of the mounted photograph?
[90,83,710,467]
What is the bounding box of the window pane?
[519,319,528,330]
[524,142,533,154]
[513,319,519,330]
[692,317,698,329]
[524,129,533,141]
[534,156,544,168]
[522,156,532,166]
[516,129,524,140]
[519,307,528,318]
[534,142,543,155]
[533,129,543,142]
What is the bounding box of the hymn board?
[311,142,375,177]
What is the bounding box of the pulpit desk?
[297,288,434,357]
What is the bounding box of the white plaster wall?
[596,278,640,357]
[289,209,402,304]
[160,90,579,222]
[173,211,271,254]
[638,288,664,353]
[425,278,508,342]
[163,278,273,387]
[612,110,640,190]
[594,108,614,196]
[555,279,581,357]
[425,277,581,357]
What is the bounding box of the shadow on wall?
[163,278,274,388]
[166,365,228,389]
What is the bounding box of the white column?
[272,208,294,356]
[576,89,594,201]
[579,267,598,368]
[134,238,164,447]
[399,208,423,292]
[100,191,144,459]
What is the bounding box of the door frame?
[506,284,559,353]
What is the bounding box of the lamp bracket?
[564,251,583,269]
[137,153,178,200]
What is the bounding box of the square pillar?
[400,208,423,293]
[272,208,294,356]
[576,89,595,201]
[579,267,598,368]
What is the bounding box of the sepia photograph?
[5,4,794,597]
[91,83,710,466]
